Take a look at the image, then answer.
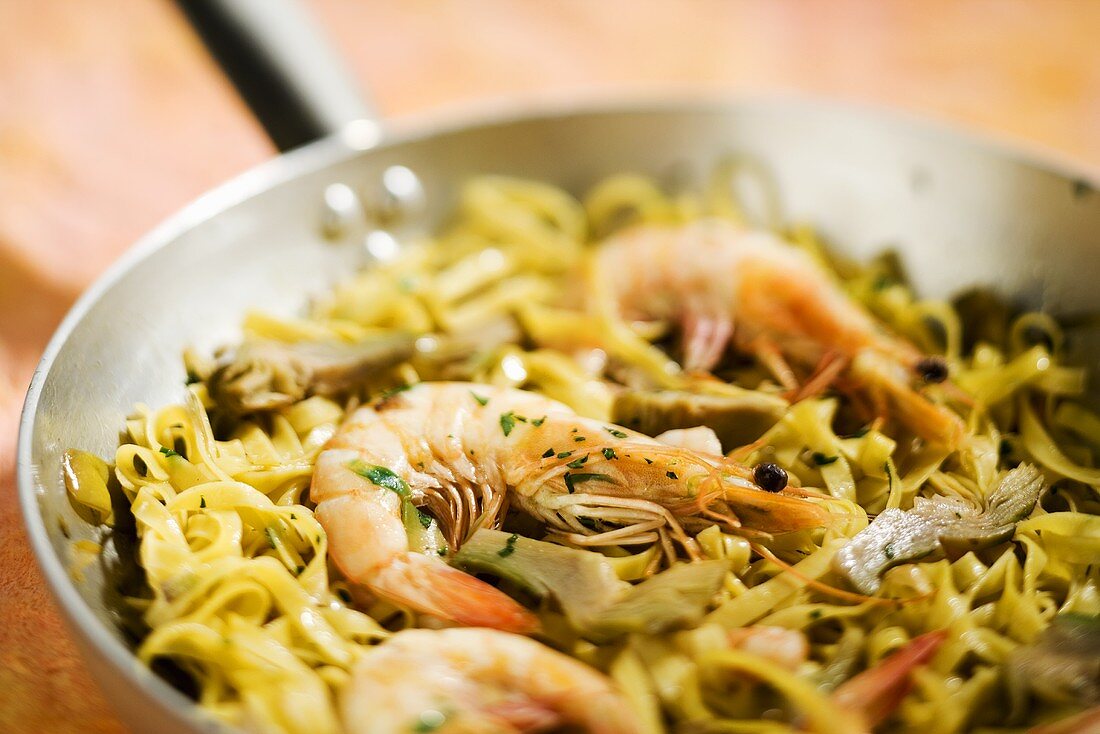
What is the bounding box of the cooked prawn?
[594,220,966,448]
[311,382,830,626]
[342,627,639,734]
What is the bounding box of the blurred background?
[2,1,1100,730]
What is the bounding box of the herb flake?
[500,412,517,437]
[812,452,839,466]
[564,472,613,494]
[348,461,410,498]
[497,533,519,558]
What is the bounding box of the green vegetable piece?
[605,427,629,439]
[62,449,115,526]
[500,411,516,437]
[453,529,728,641]
[812,452,839,466]
[542,447,556,458]
[836,464,1044,594]
[1007,612,1100,712]
[602,448,618,460]
[159,446,182,458]
[566,455,588,469]
[611,388,787,451]
[470,391,489,406]
[531,416,546,427]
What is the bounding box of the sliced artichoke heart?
[835,463,1044,594]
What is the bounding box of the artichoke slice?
[835,464,1044,594]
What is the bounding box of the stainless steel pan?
[18,2,1100,731]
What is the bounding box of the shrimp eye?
[915,356,949,384]
[753,463,788,492]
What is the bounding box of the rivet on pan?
[321,183,365,240]
[365,229,400,262]
[374,165,426,225]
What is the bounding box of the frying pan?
[17,1,1100,732]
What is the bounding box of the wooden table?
[2,1,1099,730]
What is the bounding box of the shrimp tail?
[372,553,540,634]
[831,629,948,728]
[316,494,538,633]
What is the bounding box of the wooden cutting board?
[2,0,1099,731]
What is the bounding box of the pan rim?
[16,91,1100,730]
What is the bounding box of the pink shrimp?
[343,627,639,734]
[310,382,832,629]
[595,220,966,448]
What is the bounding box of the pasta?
[65,169,1100,733]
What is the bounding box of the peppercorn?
[915,356,949,384]
[753,462,788,492]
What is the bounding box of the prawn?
[594,220,966,448]
[311,382,830,628]
[342,627,639,734]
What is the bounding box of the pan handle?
[176,0,377,152]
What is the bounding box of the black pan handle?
[175,0,376,152]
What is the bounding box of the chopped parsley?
[602,447,618,460]
[531,416,546,427]
[578,517,598,530]
[574,436,587,442]
[470,391,489,406]
[199,496,206,509]
[159,446,181,458]
[557,451,573,459]
[884,543,896,560]
[566,455,588,469]
[564,472,613,494]
[605,427,629,439]
[644,457,653,465]
[417,510,433,529]
[295,565,304,575]
[847,427,870,439]
[542,447,556,459]
[348,461,410,498]
[811,452,839,466]
[666,471,678,480]
[500,411,517,437]
[497,533,519,558]
[810,609,823,620]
